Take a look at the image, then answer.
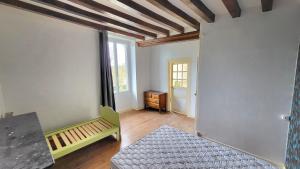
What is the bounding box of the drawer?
[152,94,159,99]
[147,102,159,109]
[144,92,152,98]
[145,98,159,104]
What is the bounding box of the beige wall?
[0,5,100,131]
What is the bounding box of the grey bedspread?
[111,125,278,169]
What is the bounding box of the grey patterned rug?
[111,125,278,169]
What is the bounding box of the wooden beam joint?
[137,31,199,47]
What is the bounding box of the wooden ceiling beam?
[137,31,199,47]
[34,0,157,38]
[147,0,199,30]
[261,0,273,12]
[116,0,185,33]
[181,0,215,23]
[69,0,170,36]
[222,0,241,18]
[0,0,145,40]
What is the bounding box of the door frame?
[168,58,192,115]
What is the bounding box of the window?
[108,41,129,93]
[172,63,188,88]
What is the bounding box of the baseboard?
[117,108,134,113]
[187,114,195,119]
[118,107,146,113]
[133,107,144,111]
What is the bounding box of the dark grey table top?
[0,112,54,169]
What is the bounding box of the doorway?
[169,60,191,115]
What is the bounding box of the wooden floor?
[51,109,195,169]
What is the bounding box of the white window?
[172,63,188,88]
[108,40,129,93]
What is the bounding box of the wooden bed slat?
[78,126,90,137]
[100,118,113,127]
[69,129,80,141]
[52,135,62,149]
[82,125,94,136]
[64,131,76,144]
[98,120,110,129]
[89,123,101,133]
[74,128,85,140]
[86,124,98,134]
[93,122,105,131]
[94,121,108,131]
[101,120,112,129]
[59,132,71,146]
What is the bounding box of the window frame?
[108,38,131,94]
[172,63,189,88]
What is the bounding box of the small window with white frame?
[172,63,188,88]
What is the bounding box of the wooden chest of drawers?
[144,91,167,113]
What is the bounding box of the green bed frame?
[44,106,120,159]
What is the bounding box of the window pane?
[173,80,177,87]
[183,64,188,71]
[116,43,128,92]
[178,72,182,79]
[109,42,115,67]
[183,72,188,80]
[182,80,187,88]
[178,64,183,71]
[174,80,181,87]
[109,42,117,92]
[173,72,177,80]
[173,64,177,71]
[177,80,182,87]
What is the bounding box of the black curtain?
[99,31,116,110]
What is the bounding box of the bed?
[45,106,120,159]
[111,125,278,169]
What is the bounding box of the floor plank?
[51,109,195,169]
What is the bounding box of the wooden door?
[169,62,190,115]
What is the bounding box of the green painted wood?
[52,128,119,159]
[45,106,120,159]
[45,117,105,136]
[100,106,120,127]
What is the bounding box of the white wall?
[134,46,151,109]
[197,3,300,166]
[0,83,5,115]
[0,5,100,131]
[149,40,200,117]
